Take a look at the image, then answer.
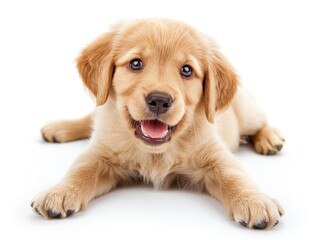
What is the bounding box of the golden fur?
[32,19,285,230]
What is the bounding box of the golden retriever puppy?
[32,19,285,229]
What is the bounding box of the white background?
[1,0,318,239]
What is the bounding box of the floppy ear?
[77,31,116,105]
[204,48,239,123]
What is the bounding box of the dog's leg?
[196,146,284,229]
[251,124,285,155]
[233,87,285,155]
[31,149,122,219]
[41,113,92,143]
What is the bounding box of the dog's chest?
[118,150,182,189]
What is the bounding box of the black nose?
[146,92,173,115]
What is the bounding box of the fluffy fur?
[32,19,285,230]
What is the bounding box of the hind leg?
[252,125,285,155]
[41,113,92,143]
[233,87,285,155]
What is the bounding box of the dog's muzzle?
[131,92,176,145]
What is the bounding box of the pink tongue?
[141,120,168,139]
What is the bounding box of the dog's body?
[32,19,284,229]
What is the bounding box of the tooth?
[141,124,148,137]
[163,130,168,137]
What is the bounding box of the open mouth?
[132,119,176,145]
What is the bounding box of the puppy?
[32,19,285,229]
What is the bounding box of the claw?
[275,144,283,151]
[253,221,268,229]
[239,221,248,227]
[47,209,62,219]
[66,210,74,217]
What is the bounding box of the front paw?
[229,193,284,230]
[31,185,87,219]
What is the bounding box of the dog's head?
[77,19,238,153]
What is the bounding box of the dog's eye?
[129,59,144,71]
[180,65,193,78]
